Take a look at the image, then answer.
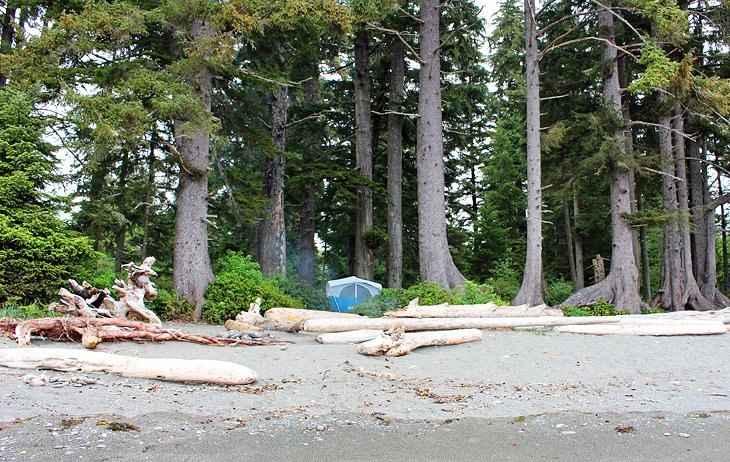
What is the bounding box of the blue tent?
[326,276,382,313]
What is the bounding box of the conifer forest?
[1,0,729,321]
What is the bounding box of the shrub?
[276,276,331,312]
[0,299,54,319]
[450,281,507,306]
[486,259,522,301]
[544,279,574,306]
[562,298,629,317]
[203,253,304,324]
[148,289,195,322]
[351,280,508,318]
[350,288,402,318]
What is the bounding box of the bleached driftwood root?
[303,315,621,333]
[1,317,281,348]
[556,319,727,336]
[0,348,257,385]
[50,257,162,325]
[356,327,482,356]
[316,330,383,344]
[384,298,562,318]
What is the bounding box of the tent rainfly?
[326,276,382,313]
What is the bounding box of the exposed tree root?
[0,317,283,348]
[558,273,642,314]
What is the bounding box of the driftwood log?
[384,299,562,318]
[0,348,257,385]
[556,319,728,336]
[303,315,622,333]
[316,329,384,344]
[50,257,161,325]
[356,327,482,356]
[264,307,364,323]
[1,317,282,348]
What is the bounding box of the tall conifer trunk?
[173,18,215,322]
[560,3,640,313]
[387,35,405,288]
[354,30,374,280]
[513,0,544,306]
[257,83,288,277]
[297,65,319,285]
[416,0,465,289]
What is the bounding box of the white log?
[384,299,562,318]
[556,320,726,336]
[264,307,364,323]
[303,315,621,333]
[356,327,482,356]
[316,330,384,344]
[235,298,265,325]
[0,348,257,385]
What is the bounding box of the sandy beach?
[1,324,729,461]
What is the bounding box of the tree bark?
[513,0,544,307]
[172,18,215,321]
[141,134,156,258]
[0,2,17,87]
[563,192,578,291]
[257,83,288,277]
[573,194,585,289]
[114,150,131,274]
[720,174,729,293]
[297,65,319,285]
[559,4,640,313]
[387,34,405,288]
[354,30,374,280]
[638,192,652,301]
[416,0,465,289]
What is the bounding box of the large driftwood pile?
[228,299,730,357]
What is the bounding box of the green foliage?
[485,258,522,301]
[276,276,332,312]
[450,281,507,305]
[544,279,574,306]
[629,44,681,95]
[203,253,304,324]
[350,280,506,318]
[0,89,98,304]
[0,300,53,319]
[562,298,629,317]
[148,289,196,321]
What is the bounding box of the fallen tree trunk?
[1,317,280,348]
[0,348,257,385]
[556,320,727,336]
[356,327,482,356]
[264,307,364,323]
[383,299,562,318]
[316,330,383,344]
[303,315,621,333]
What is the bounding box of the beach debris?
[0,348,258,385]
[316,329,383,344]
[50,257,161,326]
[356,327,482,357]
